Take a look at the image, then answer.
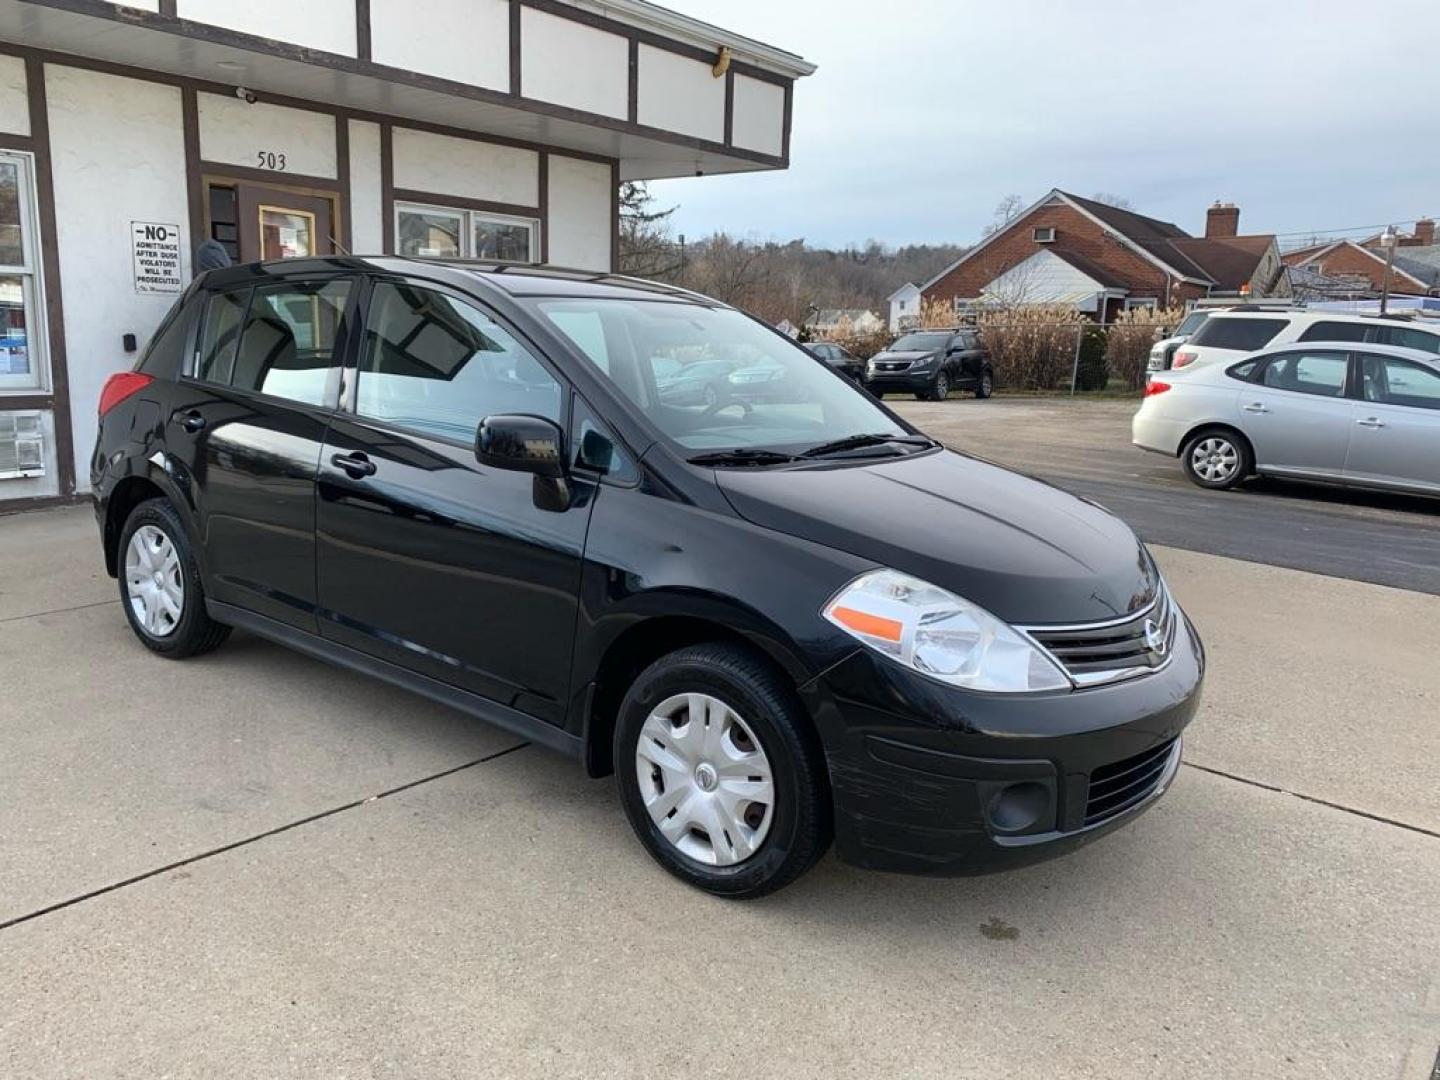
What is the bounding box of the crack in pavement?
[0,741,531,934]
[1183,760,1440,841]
[0,598,119,624]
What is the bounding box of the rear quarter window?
[1380,325,1440,354]
[1297,321,1372,344]
[1189,317,1290,352]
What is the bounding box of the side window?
[546,308,610,373]
[571,395,637,484]
[1297,321,1371,345]
[356,281,563,442]
[1190,317,1290,351]
[1378,326,1440,355]
[230,280,351,406]
[1359,354,1440,410]
[195,289,250,384]
[1226,358,1260,382]
[1257,350,1348,397]
[137,296,194,378]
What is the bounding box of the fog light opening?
[987,781,1051,835]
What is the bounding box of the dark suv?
[866,327,992,400]
[93,258,1201,898]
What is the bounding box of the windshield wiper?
[798,433,936,459]
[687,448,798,467]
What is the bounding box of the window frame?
[394,200,542,265]
[1248,348,1353,399]
[0,150,51,394]
[340,274,573,452]
[184,274,358,413]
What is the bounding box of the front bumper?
[800,612,1205,876]
[866,368,936,394]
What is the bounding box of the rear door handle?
[1241,402,1270,414]
[174,410,206,432]
[1356,417,1386,429]
[330,451,377,478]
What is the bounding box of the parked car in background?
[1133,341,1440,495]
[93,257,1202,898]
[1147,309,1214,373]
[804,341,866,382]
[655,357,737,407]
[866,327,992,401]
[1168,311,1440,375]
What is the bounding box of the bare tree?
[982,193,1026,236]
[1089,191,1134,210]
[617,181,682,278]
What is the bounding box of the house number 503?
[256,151,288,171]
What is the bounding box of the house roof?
[886,282,920,301]
[1046,248,1130,289]
[920,188,1276,296]
[1170,235,1276,291]
[809,308,878,325]
[1284,239,1433,290]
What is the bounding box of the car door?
[950,331,984,386]
[1239,349,1354,478]
[1344,352,1440,494]
[167,275,354,631]
[315,277,591,725]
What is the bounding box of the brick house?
[921,190,1288,321]
[1281,228,1440,297]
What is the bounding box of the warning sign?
[130,221,183,295]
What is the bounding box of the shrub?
[976,305,1089,391]
[1106,306,1188,391]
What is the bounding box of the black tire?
[615,642,831,899]
[1180,428,1252,491]
[975,368,994,399]
[116,497,231,658]
[927,371,951,401]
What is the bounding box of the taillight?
[98,371,153,417]
[1144,380,1171,397]
[1173,350,1197,369]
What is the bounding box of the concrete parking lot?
[3,414,1439,1077]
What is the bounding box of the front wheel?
[615,643,831,899]
[975,368,994,399]
[1180,429,1251,490]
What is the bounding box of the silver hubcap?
[1191,437,1238,482]
[124,524,184,637]
[635,692,775,867]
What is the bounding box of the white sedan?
[1132,341,1440,495]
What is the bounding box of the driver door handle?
[1241,402,1270,414]
[174,409,206,432]
[1356,417,1386,429]
[330,451,377,478]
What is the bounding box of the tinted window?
[1175,312,1208,336]
[890,332,950,352]
[356,282,563,442]
[1226,359,1260,382]
[195,289,249,384]
[1297,321,1372,344]
[1359,354,1440,410]
[1189,317,1289,352]
[137,296,193,377]
[230,280,350,406]
[1378,325,1440,354]
[1258,351,1348,397]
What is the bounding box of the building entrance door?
[205,178,338,264]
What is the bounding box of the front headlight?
[822,569,1070,693]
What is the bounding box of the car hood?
[715,449,1157,625]
[871,350,936,363]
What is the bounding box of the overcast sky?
[651,0,1440,250]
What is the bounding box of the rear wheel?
[117,497,230,658]
[615,642,831,899]
[1180,429,1251,490]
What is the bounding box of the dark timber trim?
[181,87,204,263]
[0,393,54,410]
[336,117,352,254]
[723,68,734,146]
[509,0,522,97]
[25,57,75,497]
[198,160,343,192]
[379,120,394,252]
[5,0,792,169]
[537,152,549,264]
[610,160,621,273]
[626,38,639,124]
[354,0,372,61]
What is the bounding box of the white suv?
[1170,311,1440,373]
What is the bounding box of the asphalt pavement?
[894,396,1440,595]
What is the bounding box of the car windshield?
[532,298,907,454]
[1176,312,1208,336]
[888,332,949,352]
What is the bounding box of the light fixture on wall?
[233,86,257,105]
[712,46,731,78]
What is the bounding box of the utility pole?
[1378,226,1397,315]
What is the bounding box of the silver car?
[1132,341,1440,495]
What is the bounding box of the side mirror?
[476,414,565,478]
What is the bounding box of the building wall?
[546,156,613,270]
[46,65,191,493]
[392,127,539,208]
[197,94,339,179]
[370,0,509,89]
[637,45,725,143]
[0,54,28,135]
[731,75,784,157]
[348,119,383,255]
[923,201,1206,310]
[521,8,629,119]
[176,0,358,57]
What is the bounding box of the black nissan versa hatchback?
[93,257,1203,898]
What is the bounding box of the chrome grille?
[874,360,911,372]
[1085,738,1178,825]
[1023,586,1176,688]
